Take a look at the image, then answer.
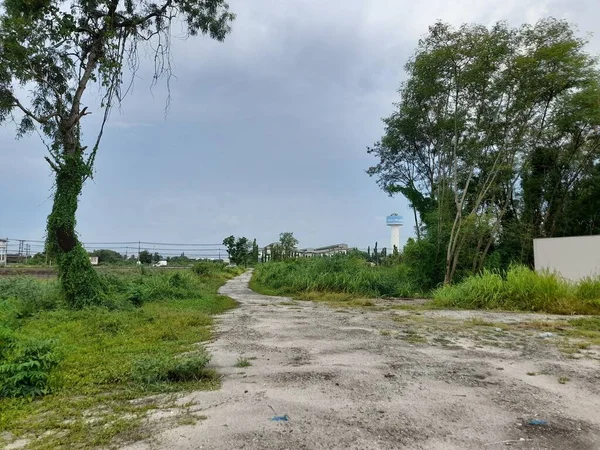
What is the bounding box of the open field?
[122,271,600,450]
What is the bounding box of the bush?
[402,237,444,290]
[433,265,600,314]
[192,261,220,276]
[0,338,60,398]
[131,353,211,386]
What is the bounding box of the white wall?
[534,235,600,281]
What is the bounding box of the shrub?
[192,261,220,276]
[0,338,60,398]
[402,237,444,290]
[131,353,211,386]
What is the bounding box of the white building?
[0,239,6,266]
[260,243,349,261]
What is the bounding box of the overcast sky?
[1,0,599,250]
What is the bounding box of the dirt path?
[125,271,600,450]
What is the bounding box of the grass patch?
[558,376,570,384]
[433,265,600,315]
[402,330,428,344]
[0,264,243,449]
[235,357,251,368]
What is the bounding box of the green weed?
[235,357,251,368]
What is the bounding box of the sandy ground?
[124,271,600,450]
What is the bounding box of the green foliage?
[368,19,600,281]
[222,235,253,266]
[138,250,153,265]
[191,260,241,277]
[0,338,60,398]
[131,353,211,386]
[0,265,239,447]
[433,265,600,314]
[252,256,418,298]
[278,232,298,259]
[58,244,104,308]
[1,0,235,308]
[574,277,600,300]
[402,237,444,290]
[235,357,251,368]
[0,277,62,317]
[251,239,259,265]
[91,249,124,264]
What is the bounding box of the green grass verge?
[433,265,600,315]
[0,264,243,449]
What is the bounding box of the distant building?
[89,256,99,266]
[260,243,349,261]
[297,244,349,258]
[0,239,6,266]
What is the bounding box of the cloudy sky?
[1,0,599,250]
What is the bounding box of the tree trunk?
[46,152,102,308]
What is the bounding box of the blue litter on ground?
[270,415,289,422]
[528,419,548,426]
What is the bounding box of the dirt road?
[125,271,600,450]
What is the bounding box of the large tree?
[368,18,600,284]
[0,0,235,306]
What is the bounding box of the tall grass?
[433,265,600,314]
[252,257,418,298]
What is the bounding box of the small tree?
[251,239,259,265]
[152,252,162,264]
[222,235,252,266]
[138,250,152,265]
[279,232,298,259]
[373,242,379,265]
[270,244,284,261]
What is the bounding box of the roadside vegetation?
[433,266,600,314]
[0,262,242,449]
[251,255,421,300]
[252,250,600,315]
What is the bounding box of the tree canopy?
[368,18,600,284]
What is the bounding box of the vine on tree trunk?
[46,152,102,308]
